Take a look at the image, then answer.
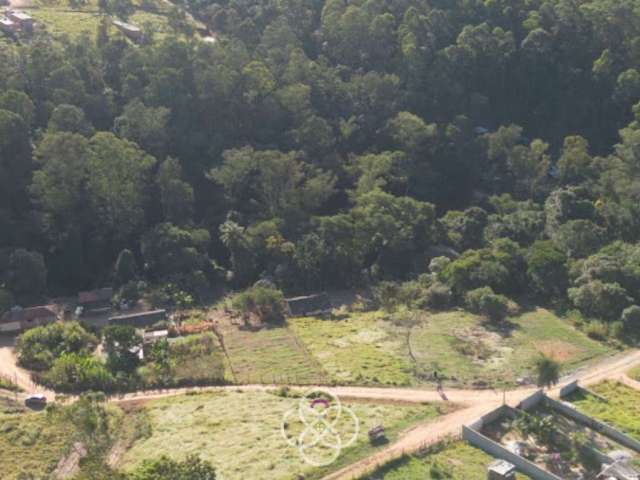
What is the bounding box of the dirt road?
[322,349,640,480]
[2,333,639,479]
[0,336,55,399]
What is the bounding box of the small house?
[108,309,167,328]
[0,305,58,333]
[285,293,331,317]
[112,19,142,42]
[78,287,113,310]
[487,460,517,480]
[7,11,32,32]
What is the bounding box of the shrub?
[17,321,98,371]
[568,280,632,321]
[465,287,509,322]
[421,282,452,310]
[585,321,609,340]
[232,286,286,324]
[41,353,115,393]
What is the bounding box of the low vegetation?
[567,381,640,441]
[139,332,229,387]
[290,308,612,387]
[0,376,22,392]
[364,440,530,479]
[218,321,326,384]
[117,390,450,480]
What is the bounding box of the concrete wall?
[559,380,579,398]
[545,396,640,453]
[517,389,545,411]
[463,426,563,480]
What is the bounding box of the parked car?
[24,394,47,408]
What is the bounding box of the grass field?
[139,333,233,387]
[0,375,22,392]
[363,440,530,479]
[117,390,452,480]
[21,0,175,40]
[567,381,640,441]
[628,365,640,381]
[290,308,612,387]
[220,324,327,384]
[0,398,77,479]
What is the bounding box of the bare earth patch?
[533,340,580,362]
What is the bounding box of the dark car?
[24,394,47,408]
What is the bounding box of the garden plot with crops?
[482,404,639,479]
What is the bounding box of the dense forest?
[1,0,640,327]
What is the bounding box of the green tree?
[86,132,156,240]
[103,325,142,374]
[568,280,632,321]
[0,90,35,127]
[209,147,335,221]
[114,100,170,157]
[526,240,568,298]
[534,355,560,389]
[465,287,510,322]
[17,321,98,371]
[232,285,286,324]
[7,249,47,299]
[47,104,94,137]
[114,248,137,285]
[157,158,194,225]
[129,455,216,480]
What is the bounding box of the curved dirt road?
[2,335,640,480]
[321,349,640,480]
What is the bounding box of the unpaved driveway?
[0,335,55,399]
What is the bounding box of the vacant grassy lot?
[289,311,413,385]
[364,441,530,479]
[139,333,233,387]
[220,323,327,384]
[568,381,640,441]
[24,0,174,39]
[0,398,76,479]
[118,390,451,480]
[290,308,612,387]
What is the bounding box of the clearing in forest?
[19,0,174,39]
[290,307,613,388]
